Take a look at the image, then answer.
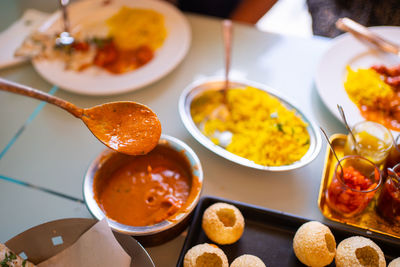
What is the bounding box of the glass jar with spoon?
[386,134,400,169]
[326,155,382,217]
[376,164,400,224]
[320,127,382,217]
[343,120,393,168]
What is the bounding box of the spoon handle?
[0,78,83,118]
[223,19,232,92]
[60,0,71,33]
[336,17,400,56]
[337,104,358,153]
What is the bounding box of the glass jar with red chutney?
[377,164,400,224]
[326,155,382,217]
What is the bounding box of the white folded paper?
[37,219,131,267]
[0,9,50,69]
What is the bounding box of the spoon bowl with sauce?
[0,78,161,155]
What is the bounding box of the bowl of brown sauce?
[83,135,203,246]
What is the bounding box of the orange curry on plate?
[345,64,400,131]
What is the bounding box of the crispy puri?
[293,221,336,267]
[389,257,400,267]
[202,202,244,245]
[183,243,229,267]
[230,254,266,267]
[335,236,385,267]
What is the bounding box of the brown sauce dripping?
[82,102,161,156]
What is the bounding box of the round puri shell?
[335,236,385,267]
[230,254,266,267]
[389,257,400,267]
[202,202,245,245]
[184,243,229,267]
[293,221,336,267]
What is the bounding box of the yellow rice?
[106,6,167,50]
[190,86,310,166]
[344,66,393,107]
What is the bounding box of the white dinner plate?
[315,26,400,130]
[33,0,191,95]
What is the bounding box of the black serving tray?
[176,196,400,266]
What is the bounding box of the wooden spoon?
[0,78,161,155]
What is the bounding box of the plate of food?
[17,0,191,95]
[179,78,321,171]
[315,26,400,133]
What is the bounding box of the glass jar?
[326,155,382,217]
[386,134,400,169]
[376,164,400,224]
[343,121,393,168]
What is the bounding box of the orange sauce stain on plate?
[93,145,197,226]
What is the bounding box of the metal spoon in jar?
[321,127,344,173]
[0,78,161,155]
[337,104,358,154]
[388,166,400,185]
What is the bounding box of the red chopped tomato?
[326,166,378,216]
[92,41,154,74]
[94,42,118,67]
[135,45,154,65]
[72,41,90,51]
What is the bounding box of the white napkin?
[0,9,50,69]
[37,219,131,267]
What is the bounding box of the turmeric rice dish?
[344,66,393,107]
[190,86,310,166]
[106,7,166,51]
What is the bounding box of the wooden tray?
[318,134,400,239]
[176,196,400,266]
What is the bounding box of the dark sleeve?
[307,0,400,38]
[177,0,242,19]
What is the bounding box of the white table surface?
[0,1,351,266]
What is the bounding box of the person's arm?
[230,0,278,24]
